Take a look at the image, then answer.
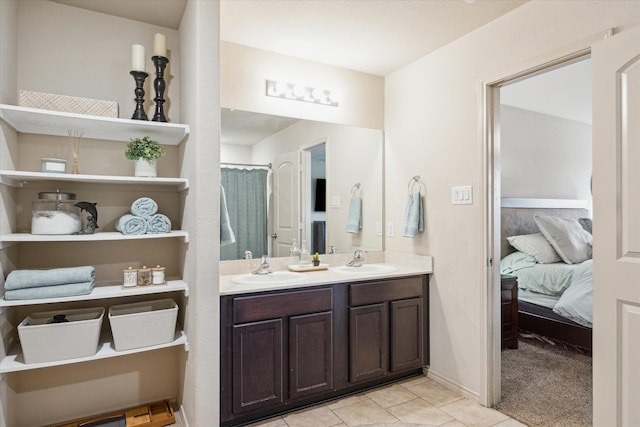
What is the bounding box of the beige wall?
[385,0,640,398]
[178,1,220,424]
[501,105,592,201]
[17,1,181,122]
[221,42,384,130]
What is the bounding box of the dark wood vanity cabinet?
[349,277,426,383]
[221,287,336,423]
[221,275,429,426]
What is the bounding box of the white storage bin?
[18,307,104,364]
[109,298,178,351]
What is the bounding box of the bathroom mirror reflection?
[220,108,383,261]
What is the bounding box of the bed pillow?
[506,233,562,264]
[500,251,537,274]
[534,215,593,264]
[578,217,593,235]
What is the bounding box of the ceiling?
[50,0,526,77]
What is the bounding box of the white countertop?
[219,261,432,296]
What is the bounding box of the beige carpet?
[496,337,592,426]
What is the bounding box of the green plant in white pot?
[125,136,165,177]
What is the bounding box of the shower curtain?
[220,167,269,261]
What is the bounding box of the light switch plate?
[452,185,473,205]
[387,221,394,237]
[331,195,341,208]
[376,221,383,236]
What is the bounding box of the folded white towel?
[220,185,236,246]
[346,196,362,234]
[402,192,424,238]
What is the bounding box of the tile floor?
[245,375,526,427]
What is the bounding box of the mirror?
[220,108,384,260]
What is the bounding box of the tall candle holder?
[152,55,169,122]
[130,70,149,121]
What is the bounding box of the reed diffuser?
[68,130,83,174]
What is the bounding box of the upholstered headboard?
[501,198,590,258]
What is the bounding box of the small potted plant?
[312,252,320,267]
[125,136,166,177]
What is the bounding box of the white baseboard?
[427,368,481,402]
[178,404,189,427]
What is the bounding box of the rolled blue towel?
[5,266,95,291]
[130,197,158,218]
[4,281,94,300]
[115,214,148,235]
[146,213,171,234]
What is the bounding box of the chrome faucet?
[252,255,272,275]
[329,245,337,254]
[346,249,365,267]
[244,250,253,260]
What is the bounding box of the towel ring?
[408,176,425,194]
[351,183,363,197]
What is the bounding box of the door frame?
[301,138,328,250]
[480,33,608,406]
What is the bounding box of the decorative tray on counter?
[288,263,329,272]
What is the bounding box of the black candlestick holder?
[152,55,169,122]
[130,70,149,121]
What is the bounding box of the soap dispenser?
[299,240,311,265]
[290,238,299,258]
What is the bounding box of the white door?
[273,150,300,257]
[592,24,640,426]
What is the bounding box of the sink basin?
[231,271,308,285]
[333,264,399,275]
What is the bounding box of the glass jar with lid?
[31,191,82,235]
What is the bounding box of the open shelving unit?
[0,104,189,145]
[0,104,191,374]
[0,279,189,307]
[0,330,189,373]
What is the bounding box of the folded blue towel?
[130,197,158,218]
[346,196,362,234]
[146,213,171,234]
[5,266,95,291]
[4,281,94,300]
[115,214,148,235]
[402,192,424,238]
[220,185,236,246]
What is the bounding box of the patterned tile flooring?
[245,375,526,427]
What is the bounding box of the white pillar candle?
[153,33,167,57]
[131,44,145,72]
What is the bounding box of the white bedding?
[500,251,593,328]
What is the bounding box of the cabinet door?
[390,297,423,372]
[349,303,388,382]
[289,311,333,400]
[232,319,283,414]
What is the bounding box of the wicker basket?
[18,90,118,117]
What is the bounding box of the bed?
[500,200,593,352]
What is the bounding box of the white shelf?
[0,279,189,307]
[0,329,188,373]
[0,170,189,191]
[0,104,189,146]
[0,231,189,243]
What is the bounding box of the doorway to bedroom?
[490,55,593,425]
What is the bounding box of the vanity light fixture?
[266,80,340,107]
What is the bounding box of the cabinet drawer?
[233,287,332,324]
[350,277,422,306]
